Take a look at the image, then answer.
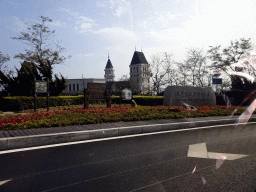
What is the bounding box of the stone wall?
[163,86,216,106]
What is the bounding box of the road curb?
[1,117,256,150]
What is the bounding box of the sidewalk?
[1,114,256,151]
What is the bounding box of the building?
[64,78,106,95]
[129,51,151,93]
[104,54,115,82]
[64,50,151,94]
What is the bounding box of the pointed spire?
[105,54,113,69]
[130,51,149,65]
[135,46,136,51]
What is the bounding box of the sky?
[1,0,256,81]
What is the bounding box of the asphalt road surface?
[0,123,256,191]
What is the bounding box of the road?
[0,123,255,191]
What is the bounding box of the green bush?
[0,96,84,111]
[111,95,163,106]
[0,105,246,130]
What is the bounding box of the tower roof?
[105,58,113,69]
[130,51,148,65]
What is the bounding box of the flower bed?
[0,105,247,130]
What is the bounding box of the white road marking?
[187,142,248,160]
[0,179,11,186]
[0,122,255,155]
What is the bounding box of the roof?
[130,51,148,65]
[105,59,113,68]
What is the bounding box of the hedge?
[111,96,163,106]
[0,96,84,111]
[0,95,164,111]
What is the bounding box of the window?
[73,84,75,91]
[131,68,132,73]
[69,84,71,91]
[77,84,79,91]
[137,78,139,83]
[137,67,138,72]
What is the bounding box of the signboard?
[36,81,47,93]
[164,86,216,106]
[212,78,222,84]
[121,88,132,100]
[34,78,49,112]
[87,82,106,100]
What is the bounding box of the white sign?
[187,142,248,160]
[121,89,132,100]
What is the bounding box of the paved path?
[0,123,255,191]
[1,114,256,151]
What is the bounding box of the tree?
[149,52,175,95]
[207,38,256,105]
[6,16,71,96]
[0,51,10,71]
[162,52,180,86]
[175,61,190,86]
[177,48,209,87]
[207,38,254,91]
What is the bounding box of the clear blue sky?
[1,0,256,80]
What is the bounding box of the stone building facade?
[129,51,151,93]
[64,51,150,95]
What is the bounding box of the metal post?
[47,78,49,112]
[34,77,37,112]
[119,92,121,107]
[84,88,86,109]
[84,88,89,109]
[107,89,111,108]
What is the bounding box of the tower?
[104,54,115,82]
[129,51,150,94]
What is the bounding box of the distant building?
[129,51,151,93]
[64,50,151,95]
[64,78,105,95]
[104,54,115,82]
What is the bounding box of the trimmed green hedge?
[0,96,85,111]
[0,95,164,111]
[111,95,163,106]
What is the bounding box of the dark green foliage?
[157,91,164,96]
[0,96,84,111]
[111,96,163,106]
[0,16,71,97]
[208,38,253,72]
[208,38,256,104]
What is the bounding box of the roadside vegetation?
[0,104,247,131]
